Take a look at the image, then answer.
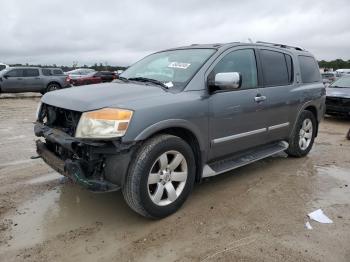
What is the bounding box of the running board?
[202,141,289,178]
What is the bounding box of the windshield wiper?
[118,76,129,82]
[128,77,168,89]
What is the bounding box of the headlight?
[75,108,133,138]
[35,101,42,120]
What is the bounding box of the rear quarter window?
[298,56,321,83]
[53,69,63,75]
[42,69,52,76]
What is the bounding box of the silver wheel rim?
[299,118,313,150]
[147,150,188,206]
[49,85,58,91]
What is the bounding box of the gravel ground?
[0,97,349,262]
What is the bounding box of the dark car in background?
[326,75,350,117]
[69,71,116,86]
[0,67,70,94]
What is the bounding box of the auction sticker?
[168,62,191,69]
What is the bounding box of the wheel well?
[304,105,319,137]
[47,81,61,88]
[151,127,203,183]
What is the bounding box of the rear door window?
[260,50,291,86]
[24,69,40,77]
[298,56,321,83]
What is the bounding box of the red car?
[69,71,117,86]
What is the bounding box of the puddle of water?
[27,172,63,185]
[317,165,350,184]
[311,165,350,207]
[2,190,61,251]
[2,183,147,251]
[0,159,36,168]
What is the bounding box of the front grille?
[39,104,82,136]
[326,97,350,107]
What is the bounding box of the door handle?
[254,95,266,103]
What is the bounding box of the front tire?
[286,110,317,157]
[122,134,196,218]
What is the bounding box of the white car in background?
[65,68,96,80]
[0,63,9,72]
[335,69,350,77]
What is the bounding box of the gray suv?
[34,42,325,218]
[0,67,70,94]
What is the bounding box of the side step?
[202,141,289,178]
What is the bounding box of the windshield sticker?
[164,82,174,88]
[168,62,191,69]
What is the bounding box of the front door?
[1,69,24,93]
[208,48,268,160]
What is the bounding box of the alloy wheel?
[147,150,188,206]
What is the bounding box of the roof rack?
[256,41,305,51]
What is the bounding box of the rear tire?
[122,134,196,218]
[286,110,316,157]
[46,83,61,93]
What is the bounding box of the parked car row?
[0,66,119,94]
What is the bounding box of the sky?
[1,0,350,66]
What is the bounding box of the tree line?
[318,59,350,70]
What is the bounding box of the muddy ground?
[0,97,349,262]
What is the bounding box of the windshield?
[121,48,216,89]
[329,77,350,88]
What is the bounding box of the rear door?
[208,47,269,160]
[256,49,296,142]
[23,69,43,91]
[1,69,24,92]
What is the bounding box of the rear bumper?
[34,123,136,192]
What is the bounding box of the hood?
[326,87,350,99]
[42,81,167,112]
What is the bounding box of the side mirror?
[214,72,242,90]
[3,75,9,79]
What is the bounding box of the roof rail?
[256,41,305,51]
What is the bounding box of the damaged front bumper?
[325,97,350,116]
[34,123,136,192]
